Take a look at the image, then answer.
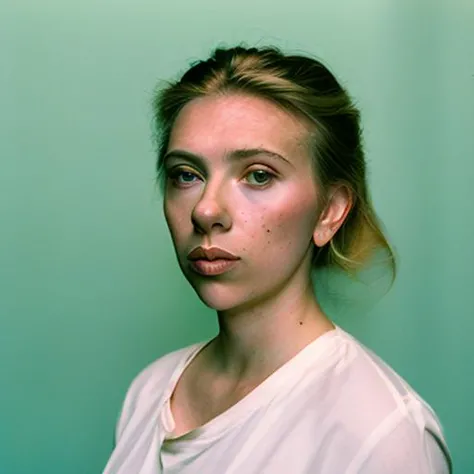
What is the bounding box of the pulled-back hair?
[152,44,396,281]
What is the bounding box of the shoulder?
[348,415,452,473]
[331,327,439,425]
[327,327,452,472]
[114,341,204,442]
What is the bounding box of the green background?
[1,0,472,472]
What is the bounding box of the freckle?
[299,321,303,326]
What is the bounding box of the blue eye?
[178,171,197,183]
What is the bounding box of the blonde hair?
[152,44,396,281]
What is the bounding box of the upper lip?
[187,246,239,261]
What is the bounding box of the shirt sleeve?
[358,422,451,474]
[113,365,152,445]
[114,380,138,445]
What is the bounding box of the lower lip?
[189,259,239,276]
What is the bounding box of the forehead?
[167,93,312,161]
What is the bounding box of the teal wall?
[1,0,472,472]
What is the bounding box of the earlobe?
[313,226,333,248]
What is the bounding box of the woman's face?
[163,93,326,311]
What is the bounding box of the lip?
[187,246,239,261]
[189,258,239,276]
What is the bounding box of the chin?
[185,278,247,312]
[192,286,240,311]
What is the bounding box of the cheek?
[256,200,317,253]
[164,200,189,243]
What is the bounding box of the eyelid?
[166,162,277,175]
[246,164,279,178]
[166,165,203,178]
[246,163,278,174]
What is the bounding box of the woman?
[104,45,452,473]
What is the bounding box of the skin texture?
[162,93,352,434]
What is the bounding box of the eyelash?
[166,167,277,188]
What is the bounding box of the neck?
[207,276,335,383]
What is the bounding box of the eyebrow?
[163,148,294,168]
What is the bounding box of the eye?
[245,169,275,187]
[166,168,200,187]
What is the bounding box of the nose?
[191,181,232,234]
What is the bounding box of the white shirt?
[103,326,452,473]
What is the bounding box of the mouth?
[189,258,239,276]
[187,246,239,262]
[186,246,240,276]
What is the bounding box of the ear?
[313,184,353,247]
